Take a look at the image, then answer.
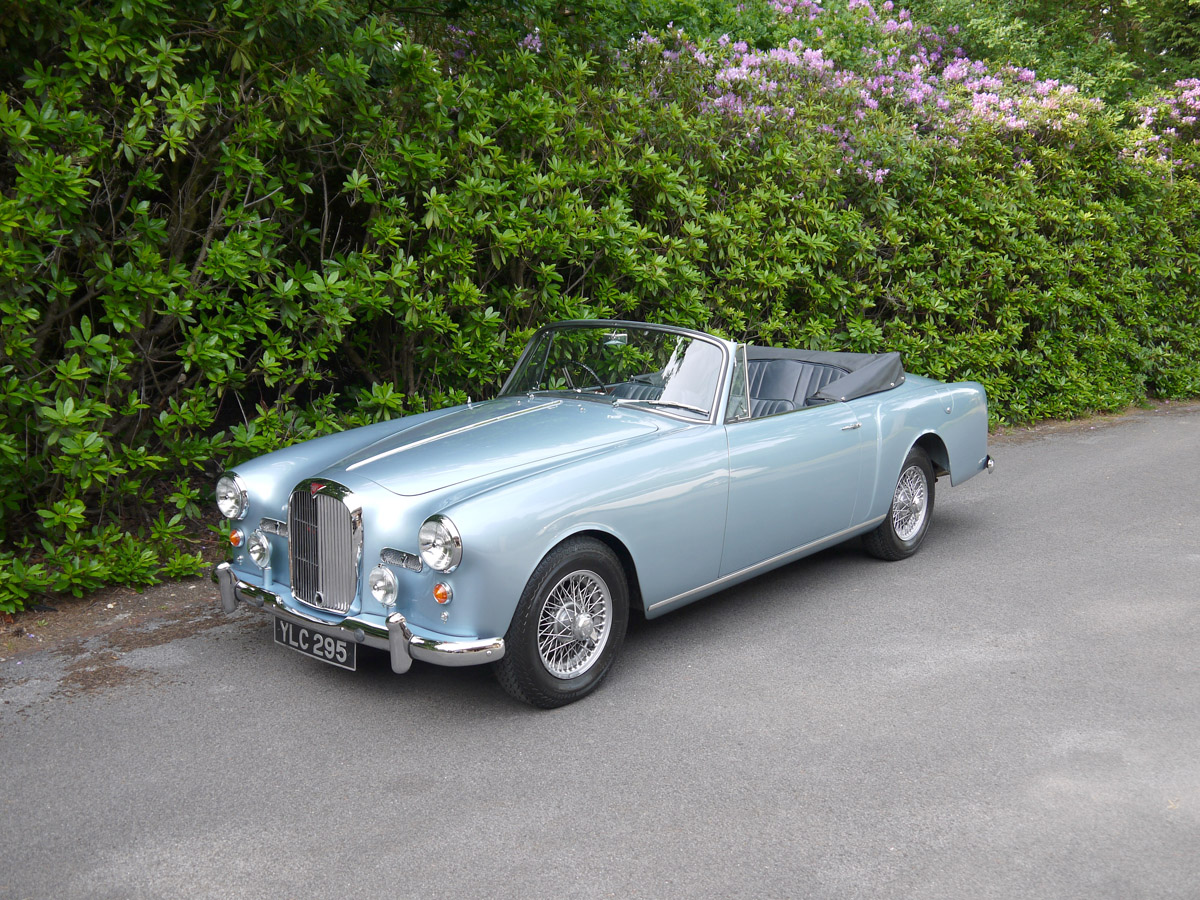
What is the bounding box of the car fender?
[860,379,990,521]
[426,424,731,637]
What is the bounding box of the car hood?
[328,396,661,496]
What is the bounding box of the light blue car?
[215,320,992,707]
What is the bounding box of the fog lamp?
[247,529,271,568]
[370,564,398,607]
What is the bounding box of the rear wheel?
[864,446,935,561]
[495,537,629,708]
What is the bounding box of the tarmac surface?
[2,403,1198,899]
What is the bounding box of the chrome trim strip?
[647,516,888,613]
[345,401,561,471]
[609,400,715,425]
[214,563,505,669]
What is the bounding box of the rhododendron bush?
[1,0,1197,608]
[623,1,1200,411]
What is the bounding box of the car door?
[720,400,867,578]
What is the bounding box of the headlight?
[247,529,271,568]
[216,473,248,520]
[369,564,398,607]
[418,515,462,572]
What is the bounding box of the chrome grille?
[289,487,358,613]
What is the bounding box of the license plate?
[274,617,356,671]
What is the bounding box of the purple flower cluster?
[520,30,543,53]
[1137,78,1200,148]
[1124,79,1200,166]
[770,0,824,21]
[636,0,1117,183]
[712,39,837,94]
[445,25,477,61]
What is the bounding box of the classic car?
[215,320,992,707]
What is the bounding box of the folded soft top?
[746,346,906,403]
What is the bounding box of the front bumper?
[214,562,505,674]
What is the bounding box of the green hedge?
[1,0,1197,610]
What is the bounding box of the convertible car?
[215,320,991,707]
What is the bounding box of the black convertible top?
[745,346,906,404]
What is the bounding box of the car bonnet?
[331,396,661,496]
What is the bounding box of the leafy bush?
[1,0,425,608]
[1,0,1197,611]
[902,0,1200,104]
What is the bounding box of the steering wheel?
[561,360,606,393]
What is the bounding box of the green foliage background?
[906,0,1200,104]
[1,0,1198,610]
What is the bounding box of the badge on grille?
[310,482,325,496]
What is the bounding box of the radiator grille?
[289,488,358,613]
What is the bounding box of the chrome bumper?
[213,562,504,673]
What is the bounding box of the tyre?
[864,446,935,561]
[494,537,629,708]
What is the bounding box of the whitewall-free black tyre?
[494,537,629,708]
[864,446,935,561]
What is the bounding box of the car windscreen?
[501,325,725,420]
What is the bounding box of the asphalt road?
[2,404,1198,900]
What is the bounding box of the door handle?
[841,422,862,431]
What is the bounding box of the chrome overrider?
[214,562,505,673]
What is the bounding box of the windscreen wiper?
[612,398,708,415]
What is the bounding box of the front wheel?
[494,537,629,708]
[864,446,935,561]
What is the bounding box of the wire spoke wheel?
[536,569,612,679]
[890,464,929,541]
[864,446,935,561]
[495,538,629,708]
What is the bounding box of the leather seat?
[746,359,847,418]
[609,381,663,401]
[749,397,796,417]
